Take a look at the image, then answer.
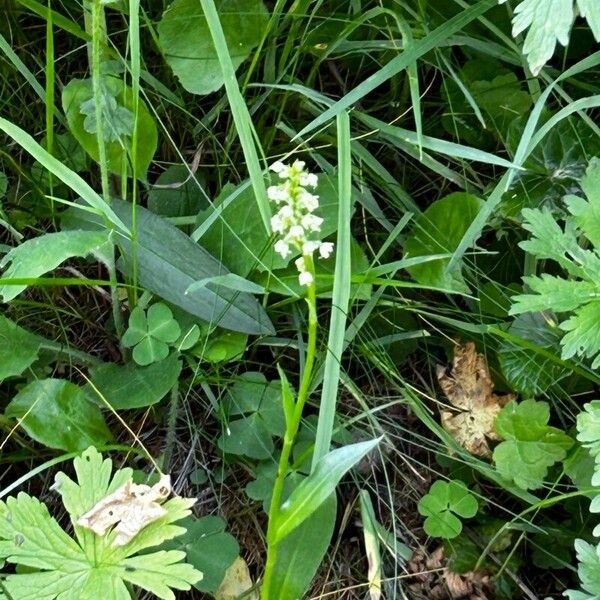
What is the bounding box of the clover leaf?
[122,303,181,366]
[0,447,201,600]
[417,480,478,539]
[493,400,573,490]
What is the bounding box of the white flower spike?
[268,160,335,286]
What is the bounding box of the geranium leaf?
[493,399,573,489]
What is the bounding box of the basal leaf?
[108,198,274,335]
[158,0,269,95]
[405,192,482,292]
[5,379,113,452]
[0,315,42,382]
[0,230,111,302]
[493,399,573,489]
[274,438,380,542]
[269,495,337,600]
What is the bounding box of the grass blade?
[198,0,271,232]
[311,111,353,469]
[294,0,496,140]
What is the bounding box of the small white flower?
[267,185,288,203]
[271,213,285,234]
[298,190,319,212]
[289,224,305,239]
[295,256,306,272]
[292,160,306,171]
[302,240,320,254]
[299,172,318,188]
[298,270,313,286]
[270,161,286,174]
[301,214,323,232]
[278,205,293,219]
[319,242,334,259]
[274,239,291,258]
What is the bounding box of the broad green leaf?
[498,313,570,397]
[493,399,573,489]
[148,165,208,218]
[195,174,345,277]
[0,447,202,600]
[274,438,380,542]
[499,0,574,75]
[158,0,269,95]
[88,353,182,409]
[0,315,42,382]
[109,198,274,335]
[417,480,478,539]
[269,495,337,600]
[404,192,482,292]
[164,516,239,593]
[62,77,157,180]
[0,230,110,302]
[5,379,113,451]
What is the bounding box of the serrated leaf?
[578,0,600,40]
[565,539,600,599]
[500,0,574,75]
[0,230,110,302]
[560,301,600,368]
[5,379,113,452]
[80,89,134,143]
[566,157,600,248]
[417,480,478,539]
[158,0,269,96]
[62,77,157,180]
[0,447,201,600]
[0,316,42,382]
[576,401,600,485]
[493,399,573,489]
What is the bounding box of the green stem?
[89,1,124,340]
[261,255,318,600]
[39,341,102,366]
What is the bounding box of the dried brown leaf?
[437,342,515,457]
[77,474,173,547]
